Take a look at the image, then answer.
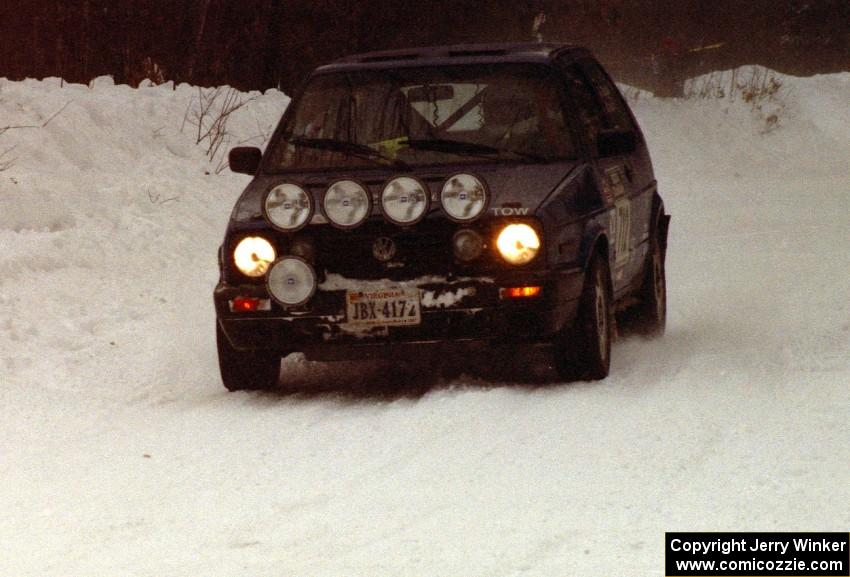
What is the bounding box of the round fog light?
[324,180,371,228]
[267,257,316,306]
[381,176,429,225]
[441,173,487,222]
[453,229,484,262]
[264,183,312,231]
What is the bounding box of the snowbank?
[0,70,848,576]
[0,76,288,400]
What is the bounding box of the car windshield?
[266,63,576,171]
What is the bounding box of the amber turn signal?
[500,286,542,299]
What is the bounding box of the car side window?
[559,61,608,147]
[579,59,636,134]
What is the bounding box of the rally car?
[214,43,670,390]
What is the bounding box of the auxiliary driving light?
[264,183,312,231]
[324,180,371,228]
[233,236,276,277]
[496,223,540,265]
[381,176,430,225]
[441,173,487,222]
[266,256,316,306]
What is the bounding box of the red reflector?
[231,297,260,312]
[502,286,542,299]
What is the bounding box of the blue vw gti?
[214,43,669,390]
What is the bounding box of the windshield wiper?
[288,136,410,169]
[404,138,548,163]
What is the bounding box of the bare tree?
[181,86,255,169]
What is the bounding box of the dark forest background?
[1,0,848,93]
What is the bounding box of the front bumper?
[215,267,584,360]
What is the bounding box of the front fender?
[578,224,609,271]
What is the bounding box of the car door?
[558,60,637,295]
[578,58,655,288]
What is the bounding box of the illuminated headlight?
[264,183,312,231]
[453,229,484,262]
[441,173,487,222]
[324,180,371,228]
[381,177,430,225]
[496,223,540,265]
[233,236,276,277]
[267,257,316,306]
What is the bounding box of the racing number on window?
[610,198,631,268]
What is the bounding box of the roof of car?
[315,43,587,74]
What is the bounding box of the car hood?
[229,160,580,226]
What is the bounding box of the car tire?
[554,253,612,381]
[633,230,667,337]
[216,323,281,391]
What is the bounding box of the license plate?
[345,287,421,327]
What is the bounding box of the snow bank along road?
[1,72,848,576]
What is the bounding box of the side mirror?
[597,129,636,157]
[228,147,262,175]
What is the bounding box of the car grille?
[308,215,499,280]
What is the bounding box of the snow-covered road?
[1,72,848,576]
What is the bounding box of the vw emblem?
[372,236,397,262]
